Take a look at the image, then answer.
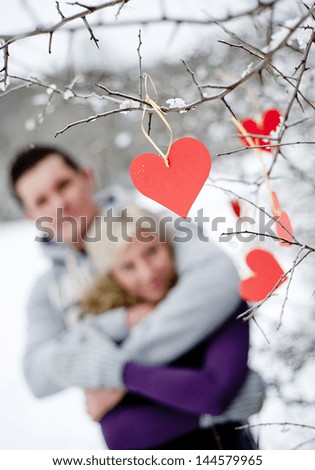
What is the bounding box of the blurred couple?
[9,145,264,449]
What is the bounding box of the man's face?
[16,154,100,246]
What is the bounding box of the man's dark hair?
[10,145,81,204]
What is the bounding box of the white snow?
[0,221,105,450]
[119,99,140,114]
[296,28,313,50]
[166,98,187,109]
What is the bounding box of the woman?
[80,205,263,450]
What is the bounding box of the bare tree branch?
[0,45,9,88]
[115,0,128,19]
[0,1,130,50]
[96,83,148,106]
[220,229,315,252]
[55,1,65,19]
[67,2,97,12]
[82,15,100,49]
[0,1,277,43]
[48,32,53,54]
[275,28,315,144]
[235,421,315,431]
[55,14,315,135]
[137,29,143,99]
[207,181,299,245]
[54,107,140,137]
[277,246,305,330]
[217,141,315,156]
[181,59,204,100]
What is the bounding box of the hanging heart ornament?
[130,137,211,218]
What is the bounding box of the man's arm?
[23,273,129,397]
[122,231,242,364]
[23,274,68,398]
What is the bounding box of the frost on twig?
[119,99,141,114]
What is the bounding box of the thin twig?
[0,1,276,45]
[235,421,315,431]
[147,112,153,136]
[0,45,9,88]
[285,116,311,128]
[55,1,65,19]
[115,0,128,19]
[96,83,148,106]
[277,246,305,330]
[220,230,304,248]
[5,74,63,94]
[32,89,56,145]
[275,29,315,158]
[213,19,266,58]
[181,59,204,99]
[55,107,140,137]
[221,96,239,120]
[82,16,100,49]
[0,82,34,98]
[252,316,270,344]
[267,61,315,111]
[137,29,143,99]
[0,0,129,50]
[217,141,315,156]
[48,32,53,54]
[207,181,299,247]
[67,2,97,12]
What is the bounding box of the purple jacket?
[100,305,249,449]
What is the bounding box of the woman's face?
[111,232,175,304]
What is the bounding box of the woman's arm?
[123,317,249,416]
[121,234,242,365]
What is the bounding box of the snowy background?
[1,0,315,450]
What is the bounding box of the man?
[10,145,263,424]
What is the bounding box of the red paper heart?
[240,248,287,302]
[240,109,281,152]
[130,137,211,218]
[231,199,241,218]
[274,212,294,246]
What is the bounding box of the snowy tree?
[1,0,315,449]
